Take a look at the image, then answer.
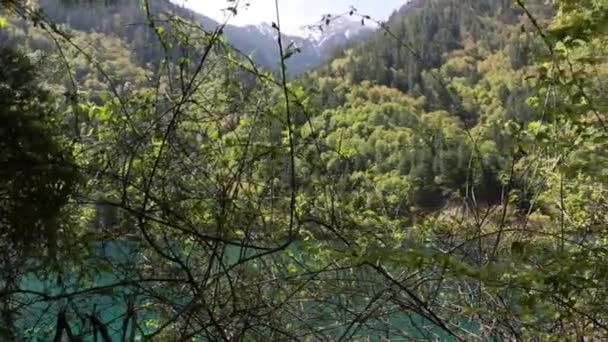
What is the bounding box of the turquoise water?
[18,241,144,339]
[16,241,470,340]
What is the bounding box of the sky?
[176,0,407,34]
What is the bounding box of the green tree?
[0,46,79,339]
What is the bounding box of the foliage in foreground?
[1,0,608,340]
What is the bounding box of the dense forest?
[1,0,608,340]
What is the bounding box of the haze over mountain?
[177,0,406,34]
[34,0,376,75]
[228,16,375,74]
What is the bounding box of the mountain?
[298,0,556,211]
[5,0,608,340]
[220,17,374,75]
[311,0,553,117]
[296,16,374,49]
[33,0,373,75]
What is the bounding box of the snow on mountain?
[162,6,375,75]
[242,17,374,75]
[256,22,278,38]
[255,16,375,50]
[295,16,375,49]
[168,0,376,74]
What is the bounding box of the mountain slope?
[35,0,373,75]
[298,0,555,213]
[233,18,374,75]
[312,0,553,119]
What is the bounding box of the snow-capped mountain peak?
[256,22,277,37]
[294,16,374,48]
[209,16,375,75]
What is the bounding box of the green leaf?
[0,17,8,29]
[528,120,542,133]
[152,137,163,147]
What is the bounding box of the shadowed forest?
[1,0,608,340]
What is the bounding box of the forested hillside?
[1,0,608,340]
[6,0,372,75]
[302,0,553,214]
